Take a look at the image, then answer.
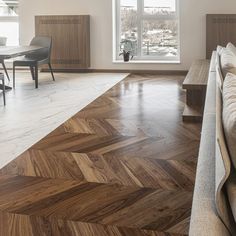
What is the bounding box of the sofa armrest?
[189,65,230,235]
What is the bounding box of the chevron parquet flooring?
[0,74,201,236]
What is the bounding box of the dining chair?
[0,73,6,106]
[13,36,55,89]
[0,37,10,82]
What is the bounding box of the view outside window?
[0,0,19,46]
[142,19,178,57]
[116,0,179,60]
[144,0,176,15]
[120,0,138,56]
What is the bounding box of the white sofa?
[190,50,236,236]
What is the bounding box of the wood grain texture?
[182,60,210,90]
[0,74,201,236]
[206,14,236,59]
[35,15,90,69]
[182,60,210,122]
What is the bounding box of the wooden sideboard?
[35,15,90,70]
[182,60,210,122]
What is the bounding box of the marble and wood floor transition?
[0,74,201,236]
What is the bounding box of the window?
[0,0,19,46]
[113,0,179,62]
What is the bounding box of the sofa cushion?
[221,48,236,77]
[223,73,236,170]
[227,42,236,56]
[215,86,235,234]
[226,172,236,223]
[217,45,224,55]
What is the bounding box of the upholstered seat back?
[27,36,52,62]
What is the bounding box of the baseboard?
[5,67,188,75]
[41,68,188,75]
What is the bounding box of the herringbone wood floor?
[0,74,201,236]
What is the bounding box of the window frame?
[0,1,19,46]
[113,0,180,62]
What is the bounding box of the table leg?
[35,64,38,89]
[2,78,6,105]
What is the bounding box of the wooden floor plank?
[0,211,183,236]
[0,74,201,235]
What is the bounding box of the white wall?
[19,0,236,71]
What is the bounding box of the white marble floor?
[0,71,128,168]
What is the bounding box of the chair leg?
[48,63,55,81]
[1,61,10,82]
[35,64,38,89]
[2,78,6,106]
[13,65,16,89]
[30,66,35,80]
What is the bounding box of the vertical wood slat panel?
[206,14,236,59]
[35,15,90,69]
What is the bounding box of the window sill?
[113,60,181,64]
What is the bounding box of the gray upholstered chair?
[0,73,6,106]
[0,37,10,82]
[13,36,55,89]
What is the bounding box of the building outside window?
[113,0,180,62]
[0,0,19,46]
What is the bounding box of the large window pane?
[0,21,19,46]
[0,0,18,16]
[0,0,19,46]
[120,0,138,56]
[142,19,178,57]
[114,0,179,61]
[144,0,176,16]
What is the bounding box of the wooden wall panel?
[206,14,236,59]
[35,15,90,69]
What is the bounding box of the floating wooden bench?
[182,60,210,122]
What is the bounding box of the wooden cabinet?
[35,15,90,70]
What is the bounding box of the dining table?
[0,45,45,90]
